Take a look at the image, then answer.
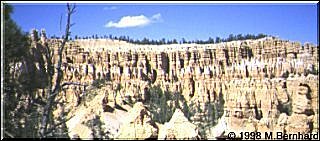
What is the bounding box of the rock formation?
[24,30,318,139]
[116,102,158,139]
[158,109,200,140]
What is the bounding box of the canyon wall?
[31,33,318,139]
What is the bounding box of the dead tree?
[39,3,76,138]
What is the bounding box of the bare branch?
[39,3,77,138]
[49,82,87,99]
[43,115,75,136]
[4,131,15,138]
[32,98,47,106]
[61,82,88,88]
[59,13,62,34]
[49,90,59,98]
[70,23,76,27]
[67,3,76,15]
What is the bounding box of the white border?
[0,1,318,139]
[1,1,4,140]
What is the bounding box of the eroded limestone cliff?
[31,34,318,139]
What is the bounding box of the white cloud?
[151,13,161,21]
[106,15,150,28]
[105,13,162,28]
[104,6,118,10]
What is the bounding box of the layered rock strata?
[27,31,318,139]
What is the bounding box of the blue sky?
[10,2,318,45]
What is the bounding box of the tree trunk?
[39,4,75,138]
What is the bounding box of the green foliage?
[86,91,98,103]
[92,79,106,88]
[144,85,192,124]
[4,5,29,63]
[71,33,268,45]
[3,3,40,138]
[84,115,108,139]
[145,85,170,123]
[3,4,72,138]
[4,3,31,91]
